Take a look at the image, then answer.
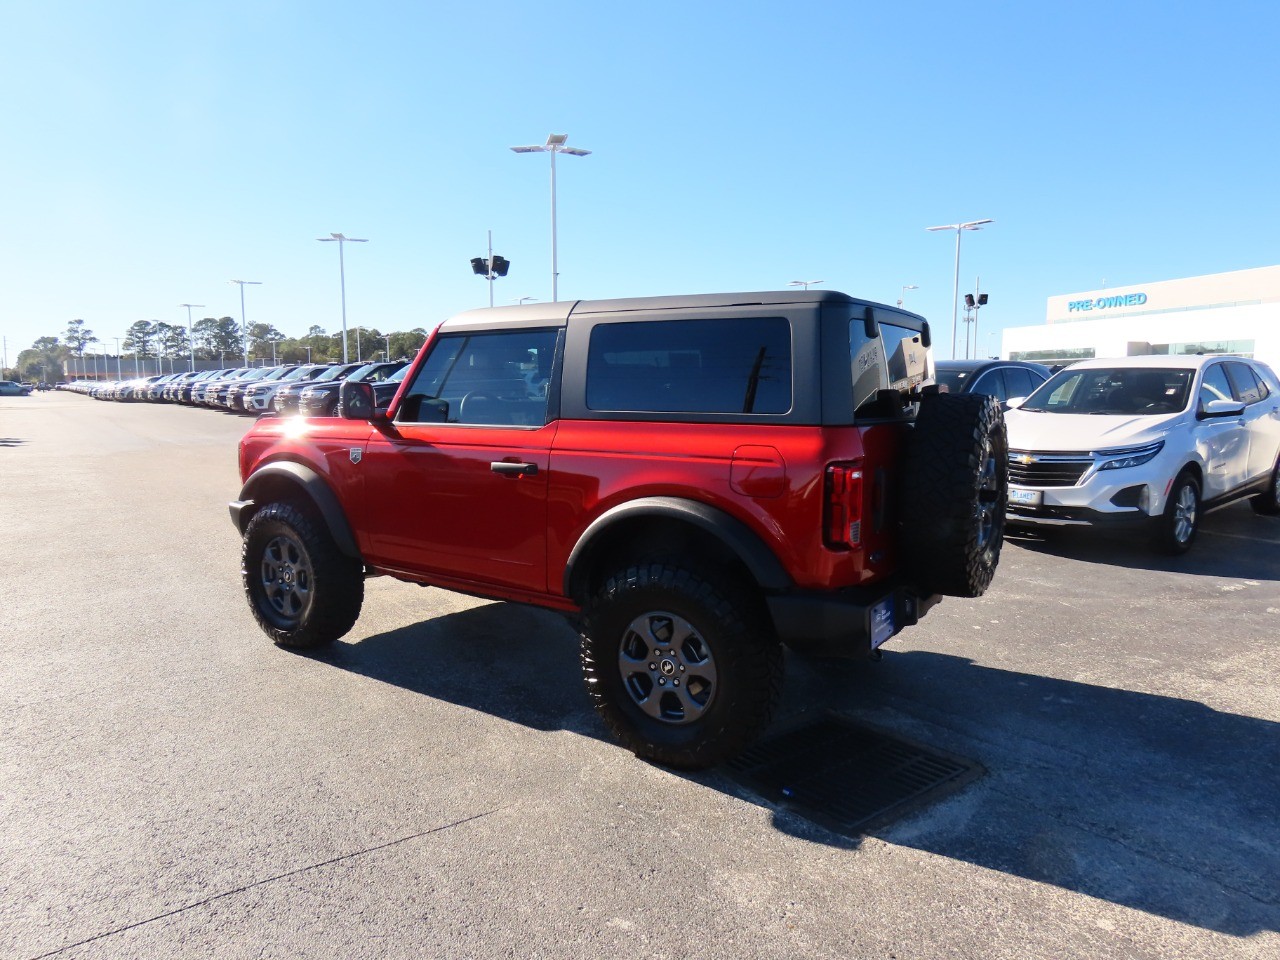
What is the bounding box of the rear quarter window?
[585,317,792,414]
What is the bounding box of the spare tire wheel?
[900,392,1008,598]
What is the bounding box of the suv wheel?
[1251,456,1280,516]
[580,561,783,770]
[901,393,1008,597]
[1153,472,1200,554]
[242,501,364,648]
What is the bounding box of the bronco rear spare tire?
[900,392,1007,598]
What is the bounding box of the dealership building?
[1001,264,1280,371]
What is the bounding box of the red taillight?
[824,462,864,548]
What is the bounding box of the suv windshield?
[1021,367,1191,415]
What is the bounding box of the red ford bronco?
[231,291,1007,768]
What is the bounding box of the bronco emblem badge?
[349,448,363,464]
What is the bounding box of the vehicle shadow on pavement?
[0,437,26,447]
[741,650,1280,937]
[1006,504,1280,580]
[315,604,1279,937]
[316,601,607,740]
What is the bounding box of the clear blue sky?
[2,0,1277,362]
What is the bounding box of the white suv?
[1004,355,1280,553]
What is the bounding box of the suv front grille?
[1008,451,1092,487]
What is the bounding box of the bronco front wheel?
[242,501,364,649]
[580,561,783,770]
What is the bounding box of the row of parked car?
[60,360,408,416]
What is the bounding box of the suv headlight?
[1096,440,1164,471]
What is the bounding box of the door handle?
[491,461,538,476]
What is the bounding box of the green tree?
[123,321,157,363]
[193,317,241,362]
[389,328,429,361]
[64,319,97,376]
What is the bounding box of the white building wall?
[1002,265,1280,372]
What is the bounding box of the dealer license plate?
[870,598,895,650]
[1008,486,1042,507]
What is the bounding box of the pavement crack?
[25,807,503,960]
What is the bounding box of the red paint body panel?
[546,420,905,592]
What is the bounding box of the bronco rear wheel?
[580,561,783,770]
[242,501,364,649]
[901,392,1008,598]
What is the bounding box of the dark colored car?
[933,359,1052,409]
[0,380,32,396]
[297,360,407,417]
[273,363,364,415]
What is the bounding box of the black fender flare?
[563,496,792,599]
[229,461,362,560]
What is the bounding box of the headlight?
[1097,440,1164,471]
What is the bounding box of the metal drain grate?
[725,714,983,836]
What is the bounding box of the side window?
[1224,362,1264,405]
[1004,367,1041,399]
[398,329,558,426]
[586,317,792,414]
[968,369,1008,401]
[1199,364,1234,410]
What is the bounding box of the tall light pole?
[898,284,919,309]
[788,280,824,291]
[317,232,368,363]
[510,133,591,302]
[180,303,204,372]
[114,337,122,379]
[926,219,993,359]
[384,334,392,360]
[229,280,262,365]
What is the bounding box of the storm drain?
[725,714,983,837]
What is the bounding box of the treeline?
[5,318,431,382]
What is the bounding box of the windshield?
[1021,367,1191,415]
[314,363,358,382]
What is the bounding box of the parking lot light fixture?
[317,233,368,364]
[788,280,825,291]
[228,280,262,365]
[926,219,993,360]
[510,134,592,302]
[899,284,918,308]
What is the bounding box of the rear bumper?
[767,584,941,658]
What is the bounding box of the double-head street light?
[470,230,511,307]
[179,303,204,371]
[926,219,993,359]
[788,280,824,291]
[510,133,591,302]
[963,283,990,359]
[228,280,262,365]
[317,232,368,363]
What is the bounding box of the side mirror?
[340,380,380,421]
[1198,398,1246,419]
[1005,396,1026,410]
[919,320,931,348]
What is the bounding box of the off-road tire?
[580,561,783,770]
[901,392,1008,597]
[1251,457,1280,516]
[242,501,364,649]
[1153,471,1200,555]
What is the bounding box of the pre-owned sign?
[1068,292,1148,312]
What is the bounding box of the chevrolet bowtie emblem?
[1018,454,1035,465]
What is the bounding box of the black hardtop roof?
[443,290,925,330]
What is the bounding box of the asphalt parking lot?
[2,391,1278,960]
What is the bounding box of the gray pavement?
[1,391,1277,959]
